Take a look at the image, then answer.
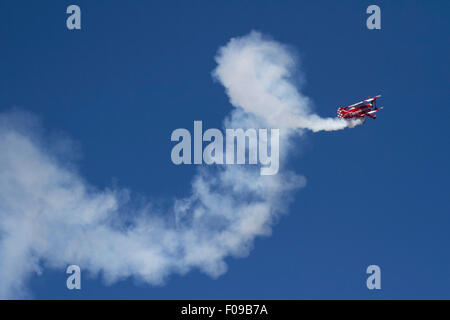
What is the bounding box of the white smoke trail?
[0,31,354,299]
[213,31,363,132]
[0,111,303,299]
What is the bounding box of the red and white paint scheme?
[337,95,383,121]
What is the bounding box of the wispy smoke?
[0,31,354,298]
[213,31,363,132]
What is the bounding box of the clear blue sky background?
[1,0,449,299]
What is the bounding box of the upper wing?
[345,101,365,109]
[345,95,381,109]
[363,95,381,103]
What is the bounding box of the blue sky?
[0,1,449,299]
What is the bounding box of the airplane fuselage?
[337,95,382,120]
[337,104,372,119]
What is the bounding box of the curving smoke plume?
[0,31,356,298]
[213,31,363,132]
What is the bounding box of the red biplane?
[337,95,383,121]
